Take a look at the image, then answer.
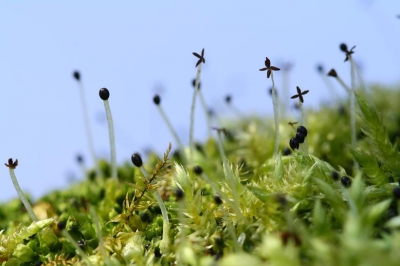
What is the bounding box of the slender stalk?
[197,89,213,138]
[78,82,101,177]
[8,168,38,222]
[189,64,202,163]
[349,58,358,170]
[103,100,117,179]
[270,72,280,157]
[89,206,111,265]
[138,165,170,253]
[298,102,309,155]
[157,104,185,157]
[62,230,92,265]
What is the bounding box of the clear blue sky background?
[1,1,399,202]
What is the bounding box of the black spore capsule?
[331,171,339,181]
[57,221,66,231]
[295,132,305,143]
[140,212,152,223]
[73,71,80,81]
[225,95,231,104]
[154,247,162,258]
[99,88,110,100]
[174,188,184,201]
[316,64,324,73]
[193,165,203,175]
[340,43,348,52]
[153,95,161,105]
[131,153,143,167]
[341,176,352,187]
[289,137,300,150]
[192,78,201,89]
[283,147,291,156]
[213,195,223,205]
[393,187,400,199]
[297,126,308,137]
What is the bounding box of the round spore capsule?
[331,171,339,181]
[297,126,308,137]
[57,221,66,230]
[192,78,201,89]
[140,212,152,223]
[213,195,223,205]
[193,165,203,175]
[76,154,84,164]
[316,64,324,73]
[225,95,231,104]
[153,95,161,105]
[289,137,300,150]
[393,187,400,199]
[99,88,110,100]
[295,132,306,143]
[131,153,143,167]
[340,43,348,52]
[174,188,184,201]
[283,147,291,156]
[341,176,352,187]
[73,71,80,81]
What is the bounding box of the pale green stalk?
[215,131,246,222]
[197,89,213,138]
[62,230,92,265]
[298,102,309,155]
[349,58,358,170]
[103,100,117,179]
[89,206,111,266]
[138,165,170,253]
[189,63,202,163]
[8,168,38,222]
[78,82,101,177]
[157,105,185,159]
[270,72,280,157]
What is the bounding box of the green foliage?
[1,86,400,265]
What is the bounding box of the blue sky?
[1,1,399,202]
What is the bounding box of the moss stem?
[78,82,101,177]
[157,104,185,160]
[189,63,202,164]
[349,58,358,171]
[197,89,213,138]
[8,168,38,222]
[138,165,170,253]
[270,72,280,157]
[103,100,117,179]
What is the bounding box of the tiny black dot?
[145,243,151,250]
[153,95,161,105]
[316,64,324,73]
[76,154,84,164]
[289,137,300,150]
[225,95,232,104]
[73,71,80,81]
[340,43,348,52]
[192,78,201,89]
[283,147,291,156]
[213,195,223,205]
[193,165,203,175]
[297,126,308,137]
[341,176,352,187]
[331,171,339,181]
[140,212,152,223]
[393,187,400,199]
[174,188,184,201]
[99,88,110,101]
[154,247,162,258]
[57,221,66,230]
[131,153,143,167]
